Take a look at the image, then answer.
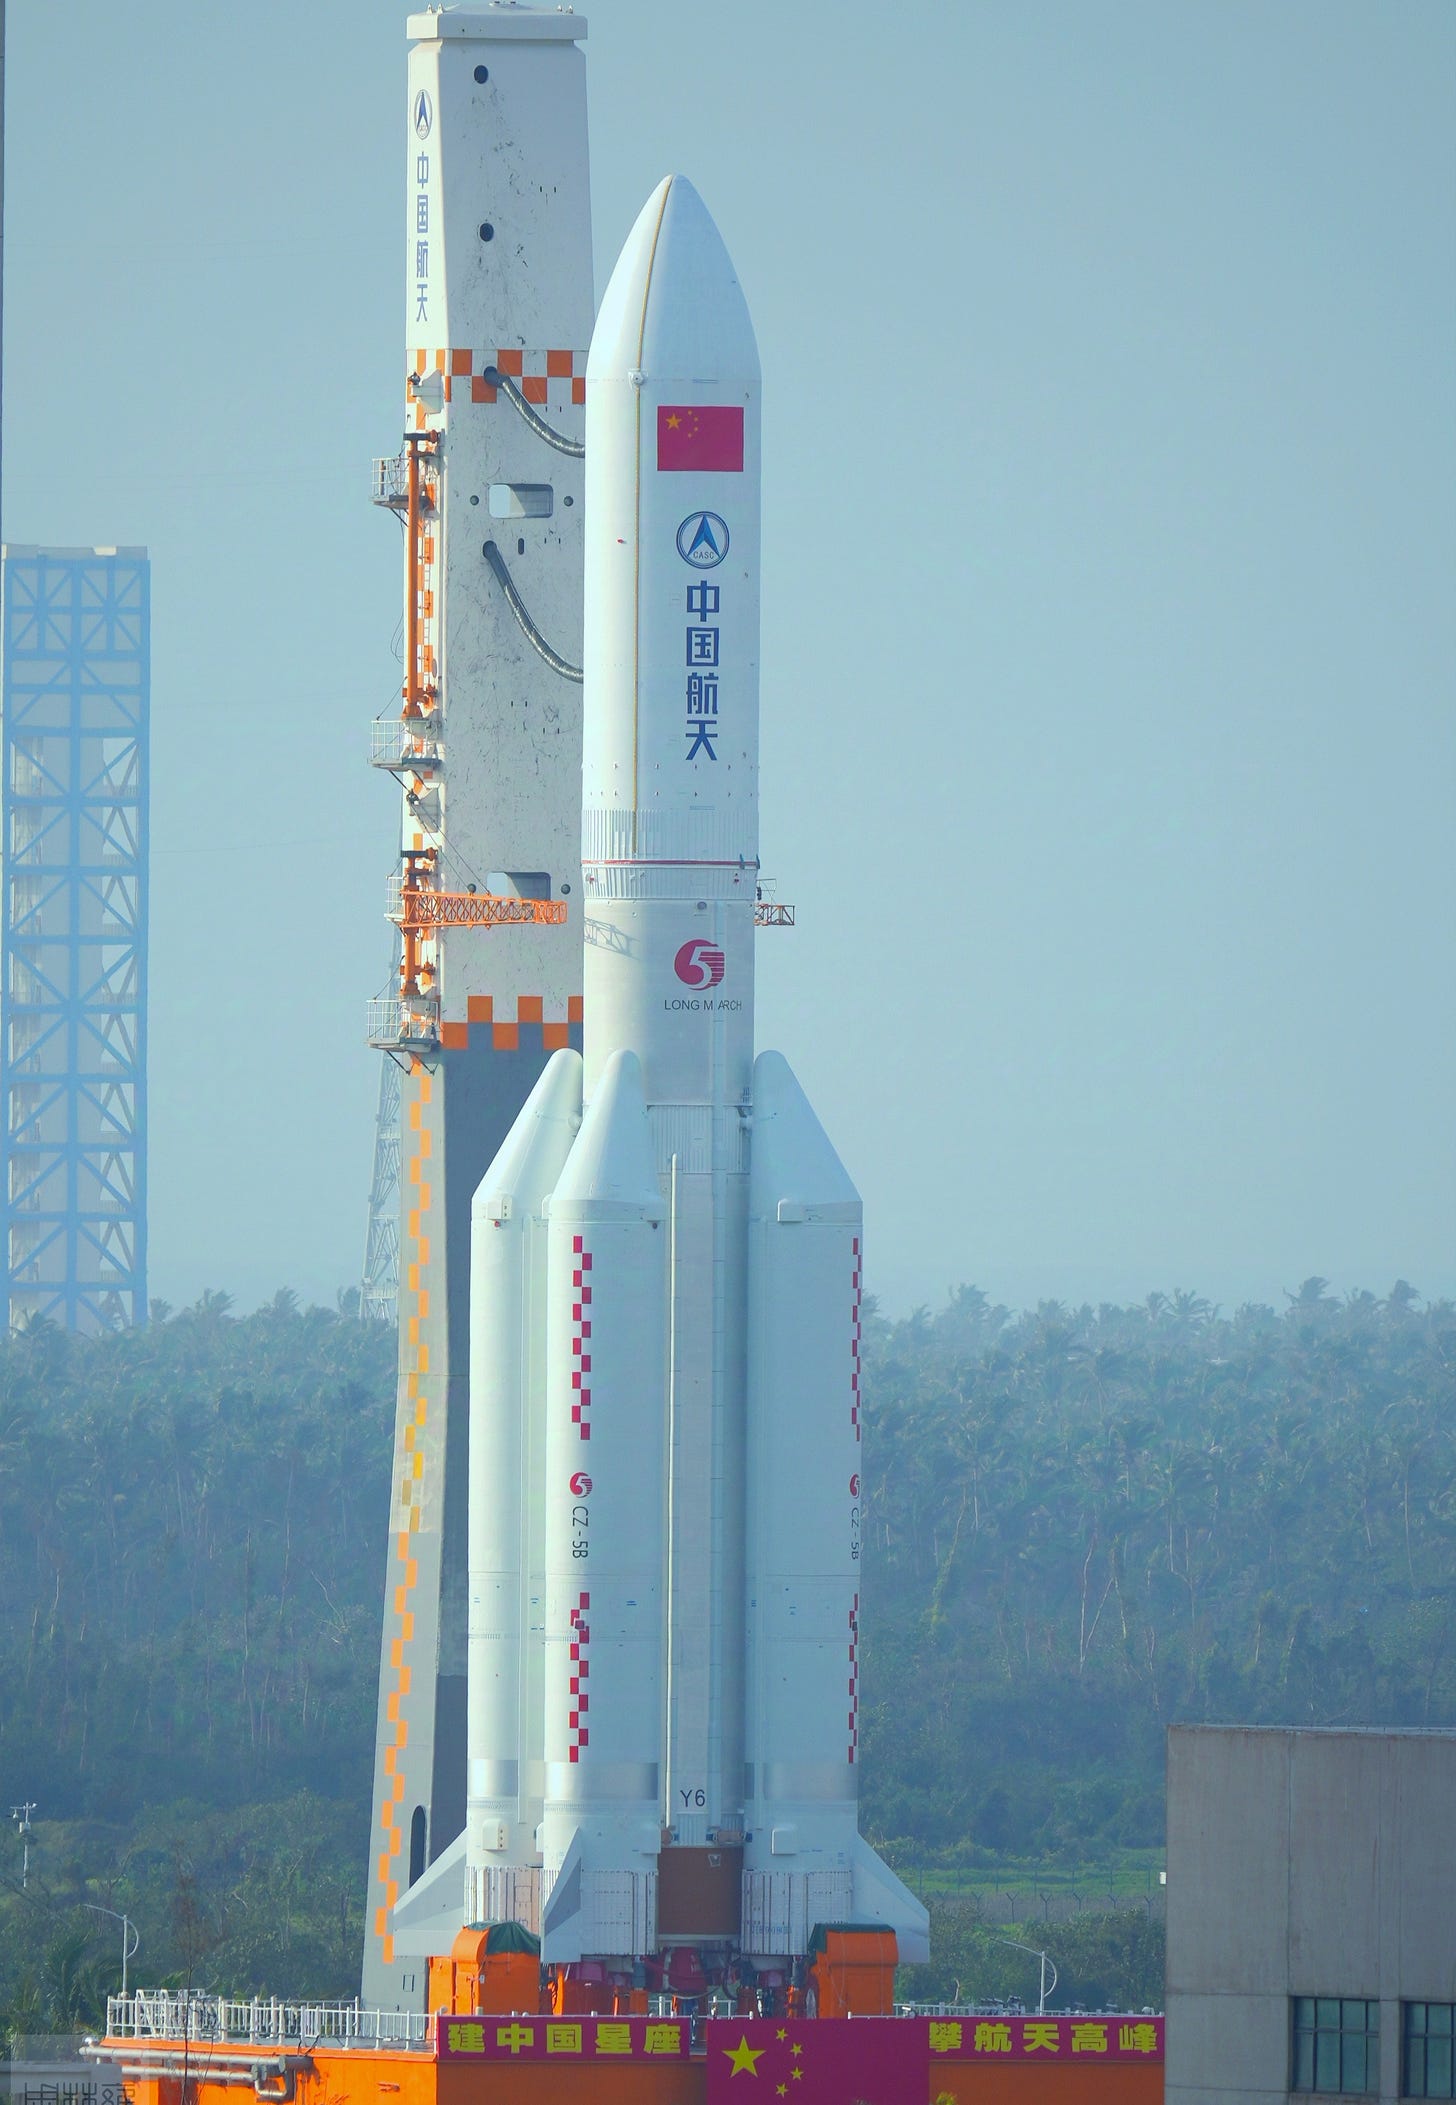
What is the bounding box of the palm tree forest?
[0,1278,1451,2024]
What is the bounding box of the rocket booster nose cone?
[471,1046,584,1218]
[554,1048,665,1216]
[587,173,759,389]
[750,1051,861,1218]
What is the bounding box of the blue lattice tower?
[1,547,150,1332]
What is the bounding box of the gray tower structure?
[360,10,592,2004]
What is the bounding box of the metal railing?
[370,718,442,771]
[370,455,410,507]
[366,996,441,1050]
[365,996,402,1044]
[894,1999,1162,2018]
[102,1994,432,2052]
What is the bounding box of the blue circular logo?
[676,512,729,568]
[414,90,434,140]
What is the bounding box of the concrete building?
[1165,1725,1456,2104]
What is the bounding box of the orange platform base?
[102,2012,1163,2105]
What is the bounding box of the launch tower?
[361,6,592,2008]
[1,545,149,1333]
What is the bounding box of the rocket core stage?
[435,176,929,1990]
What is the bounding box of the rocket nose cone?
[750,1051,861,1215]
[588,173,759,388]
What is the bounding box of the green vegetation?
[0,1277,1450,2026]
[0,1291,393,2027]
[856,1280,1456,1872]
[906,1896,1164,2011]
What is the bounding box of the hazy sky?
[6,1,1452,1318]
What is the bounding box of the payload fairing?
[449,175,928,1986]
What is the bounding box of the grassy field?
[895,1849,1166,1924]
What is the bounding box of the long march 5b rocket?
[392,175,928,1992]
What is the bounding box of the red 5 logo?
[674,938,726,988]
[849,1474,860,1498]
[570,1472,593,1497]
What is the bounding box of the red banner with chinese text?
[925,2013,1165,2062]
[701,2015,1165,2098]
[436,2014,691,2062]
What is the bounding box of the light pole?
[10,1803,35,1889]
[996,1935,1057,2015]
[83,1903,139,2001]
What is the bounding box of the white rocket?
[464,176,928,1979]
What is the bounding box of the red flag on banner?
[704,2019,923,2105]
[657,404,744,472]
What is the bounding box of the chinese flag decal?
[657,404,744,472]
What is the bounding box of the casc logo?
[674,939,726,989]
[413,89,433,139]
[570,1472,592,1498]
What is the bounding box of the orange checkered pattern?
[409,345,586,413]
[436,991,583,1054]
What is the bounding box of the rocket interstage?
[463,176,928,1978]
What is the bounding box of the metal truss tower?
[1,546,150,1331]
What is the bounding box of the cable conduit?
[481,542,584,683]
[483,366,586,458]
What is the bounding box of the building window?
[1292,1997,1380,2093]
[1406,2004,1456,2099]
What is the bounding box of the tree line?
[857,1279,1455,1865]
[0,1276,1449,2021]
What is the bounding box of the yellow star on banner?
[776,2088,787,2098]
[724,2036,765,2077]
[666,413,682,429]
[790,2044,803,2058]
[775,2029,787,2041]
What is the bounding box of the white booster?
[465,175,928,1970]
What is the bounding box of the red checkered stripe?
[568,1592,590,1763]
[571,1235,593,1441]
[409,345,586,408]
[848,1593,860,1765]
[850,1235,863,1441]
